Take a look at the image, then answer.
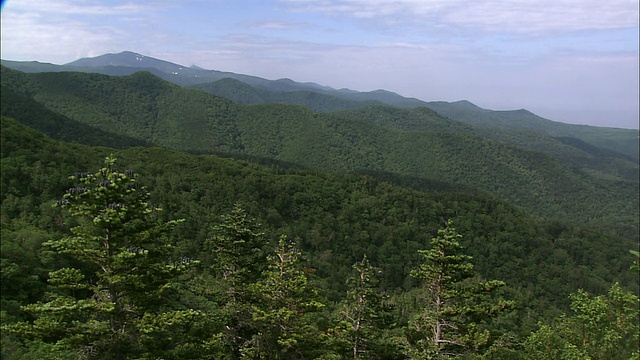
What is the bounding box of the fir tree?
[335,255,395,359]
[406,220,511,359]
[244,236,325,359]
[207,204,266,359]
[3,156,199,359]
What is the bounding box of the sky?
[1,0,638,129]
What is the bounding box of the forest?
[1,66,637,232]
[0,61,639,359]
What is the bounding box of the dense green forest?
[188,78,383,112]
[1,67,638,233]
[4,51,637,160]
[1,59,638,358]
[1,117,638,359]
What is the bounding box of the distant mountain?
[2,52,281,88]
[2,66,637,232]
[188,78,382,112]
[66,51,186,73]
[3,52,638,159]
[426,101,639,159]
[0,52,444,107]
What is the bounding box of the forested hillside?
[4,51,637,160]
[426,101,639,160]
[1,117,638,359]
[189,78,382,112]
[1,66,638,234]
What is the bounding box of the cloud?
[246,20,315,30]
[4,0,160,16]
[1,0,637,128]
[280,0,639,35]
[0,0,178,62]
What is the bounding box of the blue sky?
[1,0,638,129]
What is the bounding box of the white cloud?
[281,0,639,35]
[247,20,314,30]
[1,12,118,62]
[4,0,165,15]
[0,0,176,63]
[1,0,637,128]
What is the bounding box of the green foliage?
[1,117,638,359]
[244,236,326,359]
[630,250,639,271]
[1,83,148,149]
[524,283,639,360]
[332,256,399,359]
[206,205,267,359]
[2,67,637,233]
[208,203,267,285]
[426,100,639,160]
[189,77,382,112]
[406,220,513,358]
[2,156,195,359]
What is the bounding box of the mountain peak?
[65,51,188,73]
[451,100,482,109]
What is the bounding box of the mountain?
[2,58,639,357]
[427,100,639,159]
[2,116,637,322]
[2,52,278,88]
[188,77,382,112]
[189,78,639,159]
[2,66,637,234]
[0,85,149,149]
[66,50,187,73]
[1,51,336,91]
[2,51,637,159]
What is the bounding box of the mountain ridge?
[2,65,637,233]
[3,115,637,339]
[3,51,636,159]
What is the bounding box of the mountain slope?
[3,51,637,159]
[2,66,637,232]
[2,116,637,326]
[188,77,382,112]
[427,101,639,159]
[0,85,149,149]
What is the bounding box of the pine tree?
[407,220,511,359]
[3,156,199,359]
[209,203,265,295]
[207,204,266,358]
[244,236,325,359]
[335,255,395,359]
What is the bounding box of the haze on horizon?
[1,0,638,129]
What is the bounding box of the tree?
[2,156,199,359]
[207,204,266,359]
[630,249,639,271]
[524,283,639,360]
[209,203,265,295]
[244,236,326,359]
[406,220,511,359]
[334,255,396,359]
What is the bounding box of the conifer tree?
[244,236,325,359]
[407,220,511,359]
[335,255,395,359]
[209,203,265,294]
[3,156,199,359]
[207,204,266,358]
